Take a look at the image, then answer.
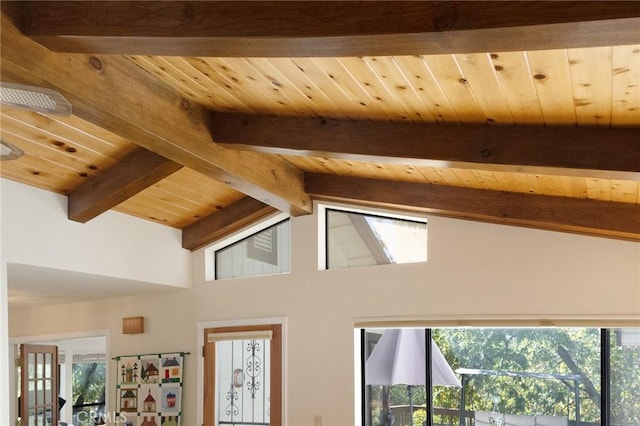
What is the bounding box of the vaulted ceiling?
[1,1,639,249]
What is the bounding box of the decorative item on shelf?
[123,316,145,334]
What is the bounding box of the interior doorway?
[11,332,109,426]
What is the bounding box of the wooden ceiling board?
[313,57,397,120]
[1,108,136,165]
[130,55,223,109]
[611,45,640,127]
[371,56,443,122]
[0,107,138,194]
[391,55,457,123]
[455,52,516,124]
[114,193,195,228]
[611,179,639,204]
[115,168,245,228]
[127,46,640,127]
[419,54,488,124]
[1,115,110,175]
[208,57,311,116]
[285,154,639,205]
[2,2,639,245]
[0,149,82,193]
[526,49,577,125]
[251,58,353,119]
[568,47,613,127]
[132,45,637,127]
[488,51,545,125]
[167,56,259,114]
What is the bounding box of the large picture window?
[361,327,640,426]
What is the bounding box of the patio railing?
[391,405,474,426]
[389,406,598,426]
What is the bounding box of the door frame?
[10,329,110,425]
[197,317,287,426]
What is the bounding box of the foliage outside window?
[362,327,640,426]
[610,329,640,425]
[72,362,106,426]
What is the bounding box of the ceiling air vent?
[0,82,72,116]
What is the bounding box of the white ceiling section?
[7,263,182,308]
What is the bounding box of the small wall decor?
[123,317,145,334]
[115,352,187,426]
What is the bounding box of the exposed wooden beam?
[182,197,277,251]
[1,11,312,216]
[14,1,640,56]
[306,174,640,241]
[213,114,640,180]
[68,149,183,223]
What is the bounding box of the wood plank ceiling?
[1,1,639,249]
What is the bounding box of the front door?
[203,325,282,426]
[19,344,59,426]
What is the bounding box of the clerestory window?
[207,214,291,280]
[323,206,427,270]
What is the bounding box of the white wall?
[0,178,192,426]
[0,178,191,286]
[5,181,640,426]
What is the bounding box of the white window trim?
[317,201,428,270]
[196,317,287,426]
[204,211,290,281]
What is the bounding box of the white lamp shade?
[365,328,461,387]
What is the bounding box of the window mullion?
[601,328,611,426]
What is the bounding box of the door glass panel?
[44,353,52,377]
[36,406,44,425]
[216,338,271,425]
[37,380,45,408]
[28,353,36,379]
[28,408,36,426]
[28,379,36,407]
[36,353,44,378]
[44,379,52,404]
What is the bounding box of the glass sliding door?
[361,327,625,426]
